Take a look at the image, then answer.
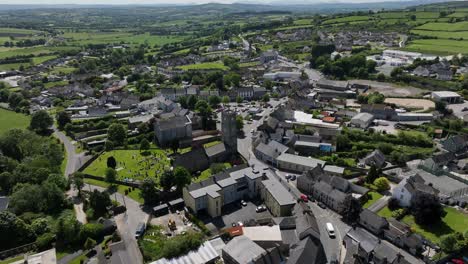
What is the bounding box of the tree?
[8,93,23,109]
[262,93,270,103]
[373,177,390,192]
[208,95,221,108]
[107,156,117,169]
[105,168,117,183]
[173,167,191,191]
[340,196,362,223]
[178,96,188,109]
[236,95,243,104]
[140,178,159,205]
[107,123,127,146]
[210,163,227,174]
[440,234,458,252]
[195,100,213,130]
[84,237,97,250]
[56,210,82,246]
[159,170,174,191]
[56,111,71,130]
[140,138,150,152]
[30,110,53,135]
[88,190,112,218]
[0,211,34,250]
[72,172,85,195]
[236,115,243,131]
[366,164,379,183]
[187,95,198,110]
[410,192,444,225]
[9,183,45,214]
[221,96,230,105]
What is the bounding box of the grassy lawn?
[193,162,231,183]
[44,80,68,89]
[363,191,383,209]
[0,108,30,135]
[82,149,171,182]
[84,178,144,204]
[401,207,468,245]
[203,140,222,148]
[405,39,468,55]
[378,206,468,246]
[0,256,23,264]
[176,62,228,71]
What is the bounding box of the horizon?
[0,0,436,5]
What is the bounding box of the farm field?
[411,29,468,40]
[63,32,186,47]
[0,55,57,71]
[323,15,372,24]
[176,61,228,71]
[405,39,468,54]
[0,46,77,60]
[82,149,171,183]
[0,108,30,135]
[414,21,468,31]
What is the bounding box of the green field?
[323,15,372,24]
[0,108,30,134]
[63,32,186,47]
[0,46,76,60]
[177,61,228,71]
[411,29,468,39]
[0,27,41,35]
[0,55,58,71]
[82,149,171,183]
[414,21,468,31]
[405,39,468,54]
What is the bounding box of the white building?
[431,91,463,104]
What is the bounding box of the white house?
[392,174,439,207]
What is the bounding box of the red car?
[451,259,464,264]
[300,194,308,202]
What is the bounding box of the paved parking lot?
[203,200,272,232]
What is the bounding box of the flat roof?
[262,179,296,206]
[243,225,282,242]
[291,111,340,129]
[277,153,326,168]
[432,91,461,98]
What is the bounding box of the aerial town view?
[0,0,467,263]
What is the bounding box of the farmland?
[0,108,30,135]
[176,61,228,71]
[405,39,468,55]
[63,32,186,47]
[414,21,468,31]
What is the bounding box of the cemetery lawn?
[82,149,171,182]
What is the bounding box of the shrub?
[36,233,55,250]
[388,198,400,211]
[391,208,407,220]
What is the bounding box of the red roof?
[227,226,243,237]
[322,116,336,123]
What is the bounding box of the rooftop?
[262,179,296,206]
[277,153,326,168]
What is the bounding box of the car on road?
[256,205,267,213]
[462,107,468,112]
[317,202,326,209]
[285,174,292,180]
[300,194,308,202]
[237,221,244,227]
[307,195,315,202]
[326,222,336,238]
[241,200,247,206]
[290,175,296,181]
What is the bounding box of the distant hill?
[0,0,450,13]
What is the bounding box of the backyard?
[362,191,383,209]
[82,149,171,183]
[378,206,468,245]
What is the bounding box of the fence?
[0,242,36,260]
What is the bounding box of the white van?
[326,222,335,238]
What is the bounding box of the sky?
[0,0,407,5]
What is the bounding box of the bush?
[84,237,97,250]
[374,177,390,192]
[36,233,55,250]
[391,208,407,220]
[80,223,105,242]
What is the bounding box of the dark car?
[317,202,327,209]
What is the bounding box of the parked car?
[300,194,308,202]
[307,195,315,202]
[317,202,326,209]
[285,174,292,180]
[241,200,247,206]
[290,175,296,181]
[135,222,146,239]
[256,205,267,213]
[237,221,244,227]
